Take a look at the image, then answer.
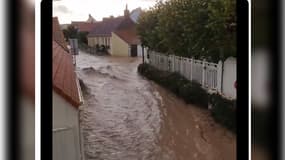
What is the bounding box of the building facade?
[53,17,85,160]
[87,5,143,56]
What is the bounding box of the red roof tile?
[53,41,81,107]
[88,16,125,37]
[113,17,140,45]
[71,21,98,32]
[53,17,69,51]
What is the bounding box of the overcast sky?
[53,0,157,24]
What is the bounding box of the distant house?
[60,24,70,30]
[87,16,125,52]
[53,17,69,50]
[87,5,143,56]
[111,17,141,56]
[71,14,97,33]
[52,17,85,160]
[71,22,98,33]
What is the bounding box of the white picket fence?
[146,50,236,99]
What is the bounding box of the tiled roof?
[53,40,81,107]
[113,17,140,45]
[88,16,125,37]
[71,21,98,32]
[53,17,69,51]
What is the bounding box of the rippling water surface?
[76,52,236,160]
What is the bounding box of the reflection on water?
[76,52,236,160]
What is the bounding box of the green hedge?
[252,107,269,148]
[139,63,208,108]
[209,93,236,132]
[138,63,236,132]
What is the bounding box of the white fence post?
[147,51,229,97]
[180,56,183,75]
[217,60,223,93]
[190,59,193,81]
[202,59,206,87]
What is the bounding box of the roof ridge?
[54,40,70,53]
[113,31,129,44]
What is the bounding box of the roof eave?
[53,85,81,108]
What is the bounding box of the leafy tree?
[137,0,236,62]
[62,25,89,45]
[78,31,89,44]
[62,25,78,41]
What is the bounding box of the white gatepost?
[202,59,206,86]
[168,55,171,71]
[172,55,174,72]
[190,59,193,81]
[180,56,183,75]
[217,60,223,93]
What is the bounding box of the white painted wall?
[222,57,236,99]
[110,32,129,56]
[53,91,82,160]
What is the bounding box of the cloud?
[139,0,157,2]
[53,4,72,14]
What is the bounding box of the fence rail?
[147,50,226,95]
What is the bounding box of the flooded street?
[76,52,236,160]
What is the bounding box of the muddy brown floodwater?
[76,51,236,160]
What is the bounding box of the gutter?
[76,76,84,105]
[75,76,85,160]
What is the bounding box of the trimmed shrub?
[252,107,269,148]
[138,63,208,108]
[166,72,188,94]
[209,93,236,132]
[178,81,208,108]
[138,63,236,133]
